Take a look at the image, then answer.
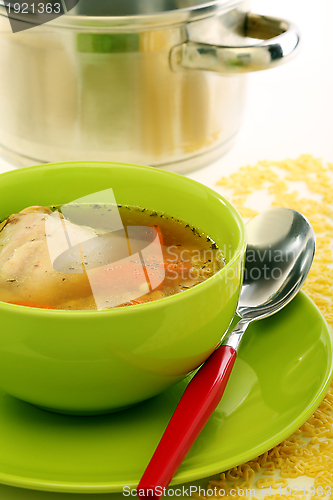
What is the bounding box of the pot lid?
[0,0,242,31]
[67,0,237,17]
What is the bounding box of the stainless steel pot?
[0,0,300,173]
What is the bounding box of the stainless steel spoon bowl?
[225,208,315,350]
[138,208,315,499]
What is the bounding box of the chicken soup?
[0,204,225,310]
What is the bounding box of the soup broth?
[0,205,225,310]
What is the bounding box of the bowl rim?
[0,161,247,316]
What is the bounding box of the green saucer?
[0,291,332,494]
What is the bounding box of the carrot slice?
[8,301,55,309]
[89,226,165,291]
[151,225,164,247]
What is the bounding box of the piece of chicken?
[0,205,166,310]
[0,206,95,309]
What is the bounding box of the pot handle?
[170,13,300,73]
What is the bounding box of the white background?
[188,0,333,187]
[0,0,332,498]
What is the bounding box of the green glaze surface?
[0,291,331,493]
[0,162,246,413]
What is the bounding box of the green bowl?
[0,162,246,415]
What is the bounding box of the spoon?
[137,208,315,499]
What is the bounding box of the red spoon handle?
[137,345,237,499]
